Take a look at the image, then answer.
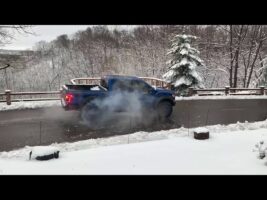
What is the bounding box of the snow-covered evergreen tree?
[163,34,204,96]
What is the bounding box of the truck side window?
[112,80,133,92]
[131,80,151,93]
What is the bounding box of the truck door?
[130,80,155,109]
[109,79,133,112]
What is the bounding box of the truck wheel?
[157,101,173,120]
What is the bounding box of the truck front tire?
[157,101,173,120]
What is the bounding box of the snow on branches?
[163,34,205,96]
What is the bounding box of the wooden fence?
[0,77,170,105]
[0,90,61,105]
[1,81,266,106]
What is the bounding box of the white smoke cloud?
[80,90,157,129]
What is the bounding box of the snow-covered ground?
[1,120,267,175]
[0,100,61,111]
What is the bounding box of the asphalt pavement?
[0,106,179,152]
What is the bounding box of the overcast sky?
[1,25,136,50]
[0,25,90,50]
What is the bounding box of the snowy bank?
[0,100,61,111]
[0,128,266,175]
[1,120,267,174]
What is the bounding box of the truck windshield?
[110,79,153,93]
[112,80,132,92]
[130,80,152,93]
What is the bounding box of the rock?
[193,127,209,140]
[29,146,60,161]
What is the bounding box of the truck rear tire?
[157,101,173,120]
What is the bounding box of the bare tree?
[0,25,34,46]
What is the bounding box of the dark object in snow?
[254,141,267,159]
[29,151,32,160]
[259,151,265,159]
[35,151,60,161]
[193,128,209,140]
[29,147,60,161]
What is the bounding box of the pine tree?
[163,34,204,96]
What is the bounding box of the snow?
[174,77,192,87]
[190,70,202,82]
[235,91,257,94]
[91,86,100,91]
[1,119,267,174]
[180,48,188,55]
[30,146,60,159]
[170,59,197,71]
[162,70,175,82]
[208,91,224,95]
[180,58,189,66]
[0,100,61,111]
[194,127,209,133]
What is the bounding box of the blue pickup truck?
[61,75,175,124]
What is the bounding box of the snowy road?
[0,106,179,152]
[0,107,83,151]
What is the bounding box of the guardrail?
[1,84,266,106]
[188,86,266,96]
[1,76,170,106]
[0,90,61,105]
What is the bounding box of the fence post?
[156,80,159,87]
[260,86,265,95]
[225,86,230,95]
[188,87,194,96]
[59,88,63,98]
[168,83,172,90]
[5,90,11,105]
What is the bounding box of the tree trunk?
[246,40,263,88]
[233,25,246,88]
[229,25,233,87]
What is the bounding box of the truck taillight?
[65,93,74,104]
